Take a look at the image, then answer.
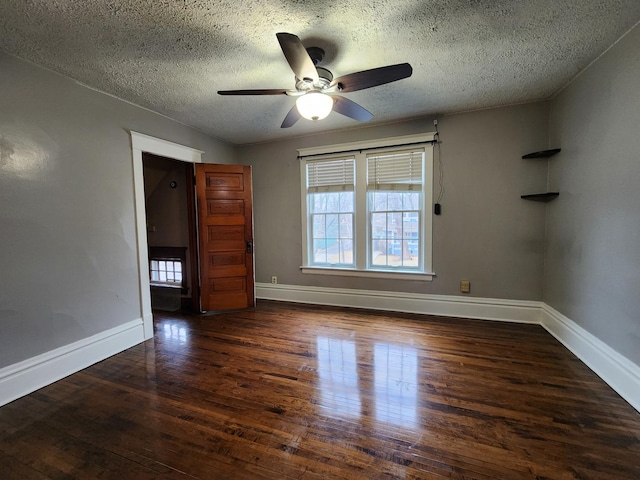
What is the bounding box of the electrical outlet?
[460,280,470,293]
[271,276,277,284]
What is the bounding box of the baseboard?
[256,283,640,413]
[256,283,541,323]
[540,304,640,413]
[3,290,638,415]
[0,318,145,407]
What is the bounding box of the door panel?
[196,164,254,311]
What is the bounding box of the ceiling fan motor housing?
[296,65,333,92]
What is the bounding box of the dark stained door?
[195,164,254,311]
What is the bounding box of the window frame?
[148,246,188,293]
[299,133,435,281]
[307,156,356,268]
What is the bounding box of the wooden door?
[195,164,254,311]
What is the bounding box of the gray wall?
[546,24,640,365]
[0,50,234,368]
[238,102,550,300]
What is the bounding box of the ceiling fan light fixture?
[296,92,333,121]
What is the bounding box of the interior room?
[1,1,639,478]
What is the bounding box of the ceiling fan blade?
[331,96,373,122]
[281,105,302,128]
[276,32,319,84]
[218,89,291,95]
[330,63,413,93]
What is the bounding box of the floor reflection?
[161,322,189,344]
[374,343,418,428]
[316,337,419,429]
[316,337,361,418]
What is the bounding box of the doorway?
[142,153,199,313]
[130,132,255,340]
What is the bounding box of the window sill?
[300,266,434,281]
[150,282,187,294]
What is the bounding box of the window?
[368,150,423,269]
[149,246,187,292]
[150,259,182,284]
[307,157,355,266]
[300,134,434,280]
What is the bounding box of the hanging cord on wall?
[434,118,444,214]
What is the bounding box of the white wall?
[0,50,235,368]
[238,102,550,300]
[546,24,640,365]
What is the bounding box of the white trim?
[300,266,434,281]
[255,283,541,323]
[0,319,144,407]
[300,137,434,277]
[540,304,640,413]
[297,132,436,158]
[130,131,203,339]
[131,131,204,162]
[255,283,640,413]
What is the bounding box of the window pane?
[339,192,353,212]
[311,193,327,213]
[312,214,325,238]
[339,214,352,238]
[313,239,327,263]
[338,240,353,264]
[159,261,166,271]
[385,212,401,244]
[151,271,159,281]
[387,192,404,211]
[328,193,342,213]
[175,262,182,272]
[159,271,166,282]
[404,192,420,210]
[402,241,419,266]
[167,271,174,281]
[370,191,387,212]
[175,272,182,282]
[325,214,339,239]
[371,212,387,239]
[372,243,389,266]
[151,260,158,270]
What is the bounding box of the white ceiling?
[1,1,639,145]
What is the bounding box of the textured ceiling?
[1,1,639,145]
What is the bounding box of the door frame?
[130,131,203,340]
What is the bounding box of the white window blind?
[307,157,355,193]
[367,150,423,191]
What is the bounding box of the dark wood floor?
[1,301,639,479]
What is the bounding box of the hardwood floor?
[1,301,639,479]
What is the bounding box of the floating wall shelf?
[522,148,561,159]
[521,192,559,202]
[520,148,561,201]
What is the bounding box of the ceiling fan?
[218,33,413,128]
